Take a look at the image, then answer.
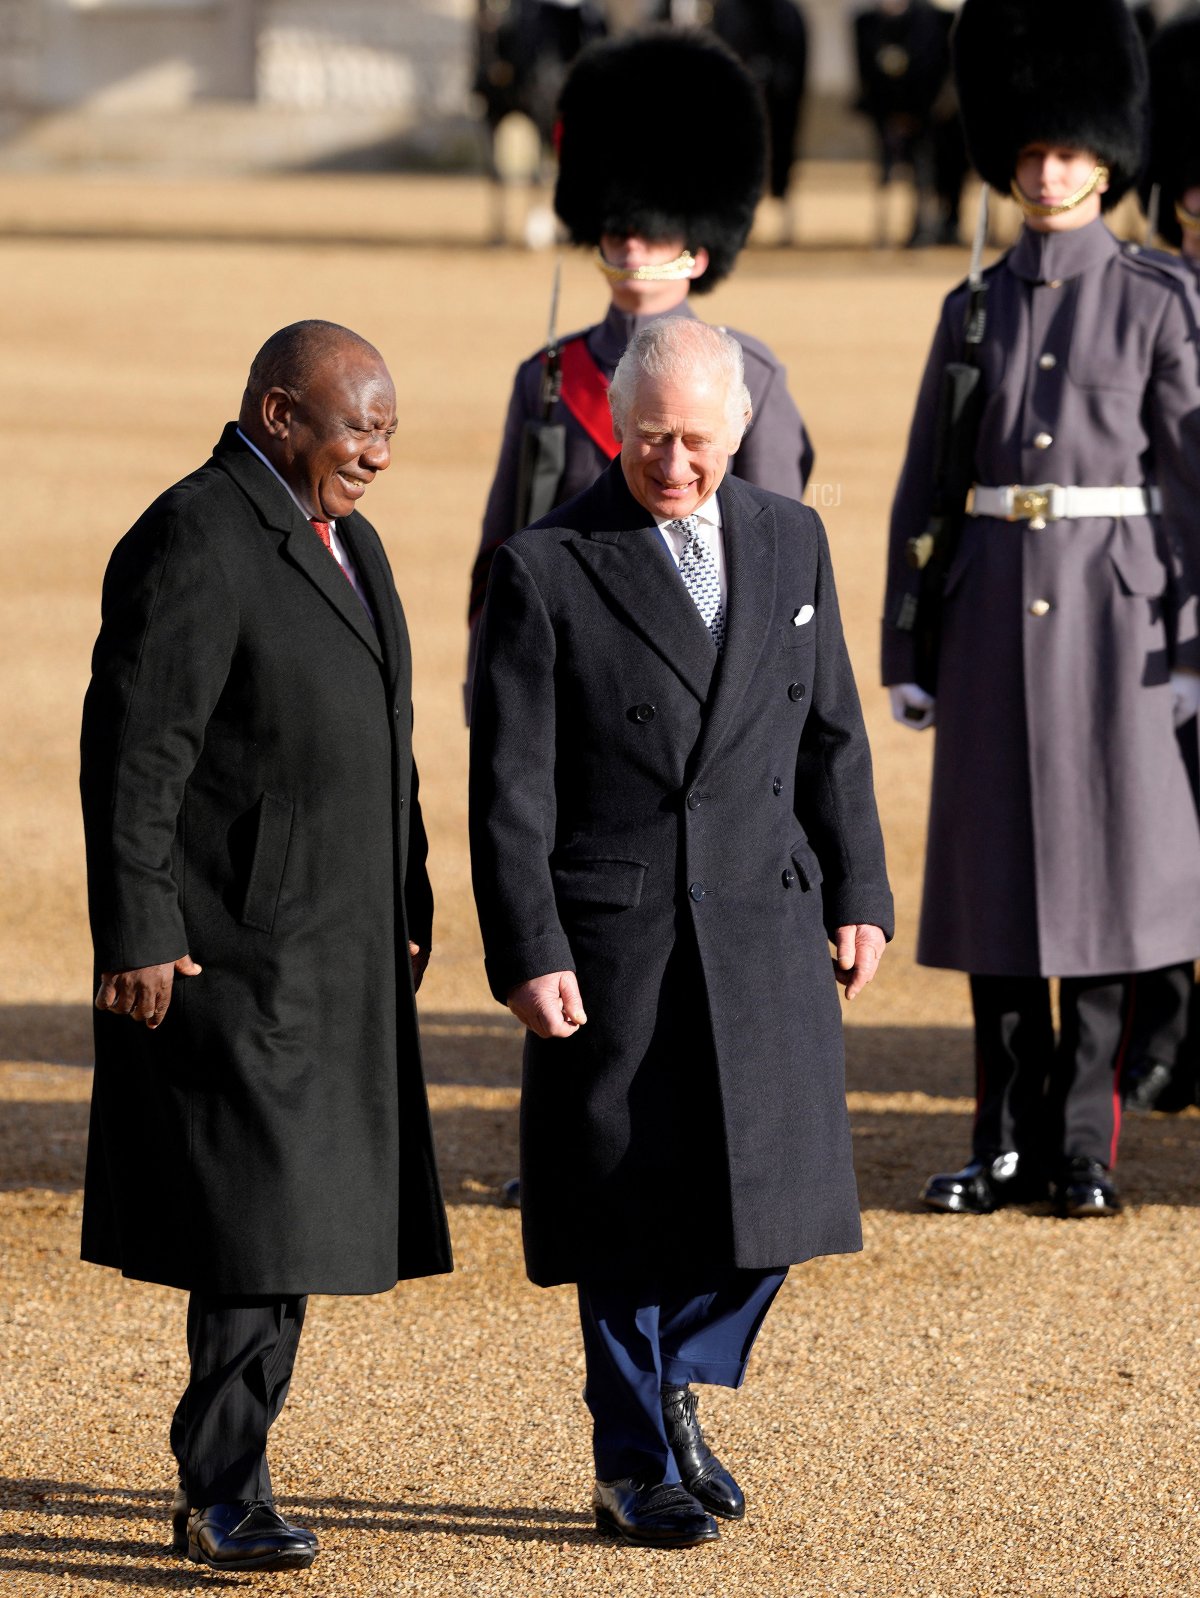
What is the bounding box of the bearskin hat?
[553,29,766,293]
[952,0,1148,212]
[1142,5,1200,247]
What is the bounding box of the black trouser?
[169,1293,307,1509]
[1124,962,1195,1075]
[970,973,1140,1170]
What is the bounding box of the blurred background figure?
[466,28,815,711]
[472,0,606,245]
[709,0,810,244]
[852,0,967,247]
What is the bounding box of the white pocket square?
[792,605,815,627]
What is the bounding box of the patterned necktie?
[310,518,353,585]
[669,515,726,651]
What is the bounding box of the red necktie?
[310,519,353,585]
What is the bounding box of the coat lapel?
[565,462,718,703]
[338,514,407,689]
[689,477,777,779]
[212,425,383,664]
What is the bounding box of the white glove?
[889,683,936,731]
[1170,671,1200,729]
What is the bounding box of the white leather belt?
[966,484,1161,523]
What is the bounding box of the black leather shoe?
[187,1502,317,1571]
[921,1152,1045,1214]
[172,1485,316,1557]
[660,1383,744,1520]
[1123,1059,1195,1114]
[1052,1158,1121,1218]
[170,1484,188,1555]
[593,1479,719,1548]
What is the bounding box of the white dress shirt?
[655,494,727,608]
[236,427,375,621]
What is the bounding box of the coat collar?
[1007,217,1120,284]
[589,297,698,368]
[211,423,383,664]
[564,463,777,773]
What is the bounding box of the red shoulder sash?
[552,336,619,459]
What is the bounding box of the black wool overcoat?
[80,424,451,1296]
[470,463,893,1287]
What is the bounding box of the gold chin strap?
[1010,164,1110,218]
[594,246,696,283]
[1175,201,1200,235]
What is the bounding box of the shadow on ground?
[4,1007,1199,1211]
[0,1476,597,1589]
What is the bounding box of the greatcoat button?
[1046,278,1063,289]
[632,703,656,722]
[1029,598,1052,617]
[783,869,797,888]
[686,791,701,810]
[689,882,705,902]
[1039,353,1057,371]
[1033,432,1053,450]
[787,682,806,702]
[772,777,783,795]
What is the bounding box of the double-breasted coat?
[467,301,815,631]
[470,462,893,1287]
[883,219,1200,978]
[80,425,451,1296]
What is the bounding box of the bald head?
[238,319,397,522]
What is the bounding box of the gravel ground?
[1,171,1197,1596]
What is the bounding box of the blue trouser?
[577,1268,787,1484]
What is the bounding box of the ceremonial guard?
[882,0,1200,1218]
[466,28,814,704]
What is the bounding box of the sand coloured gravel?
[0,170,1197,1596]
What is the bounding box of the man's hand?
[507,971,588,1039]
[832,925,886,1002]
[94,955,203,1030]
[888,683,935,731]
[410,941,430,992]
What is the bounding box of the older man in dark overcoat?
[470,318,892,1549]
[80,320,451,1574]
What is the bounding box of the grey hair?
[608,319,752,445]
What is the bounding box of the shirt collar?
[655,493,722,535]
[235,427,333,530]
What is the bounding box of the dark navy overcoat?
[470,462,893,1287]
[80,426,451,1296]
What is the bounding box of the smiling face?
[1013,143,1108,232]
[262,346,397,519]
[616,371,741,521]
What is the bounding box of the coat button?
[689,882,706,901]
[1046,278,1063,289]
[772,777,783,795]
[782,869,797,888]
[788,682,806,702]
[1033,432,1053,450]
[393,702,400,719]
[686,791,701,810]
[632,703,656,723]
[1029,598,1052,617]
[1039,353,1057,371]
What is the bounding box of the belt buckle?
[1009,486,1051,523]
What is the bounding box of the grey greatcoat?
[80,426,452,1296]
[471,462,893,1287]
[882,219,1200,978]
[467,301,815,631]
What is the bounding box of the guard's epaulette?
[1119,239,1190,285]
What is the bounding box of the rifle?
[513,260,568,531]
[893,186,991,694]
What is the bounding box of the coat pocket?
[790,840,824,892]
[552,856,648,909]
[1108,535,1168,598]
[240,792,295,932]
